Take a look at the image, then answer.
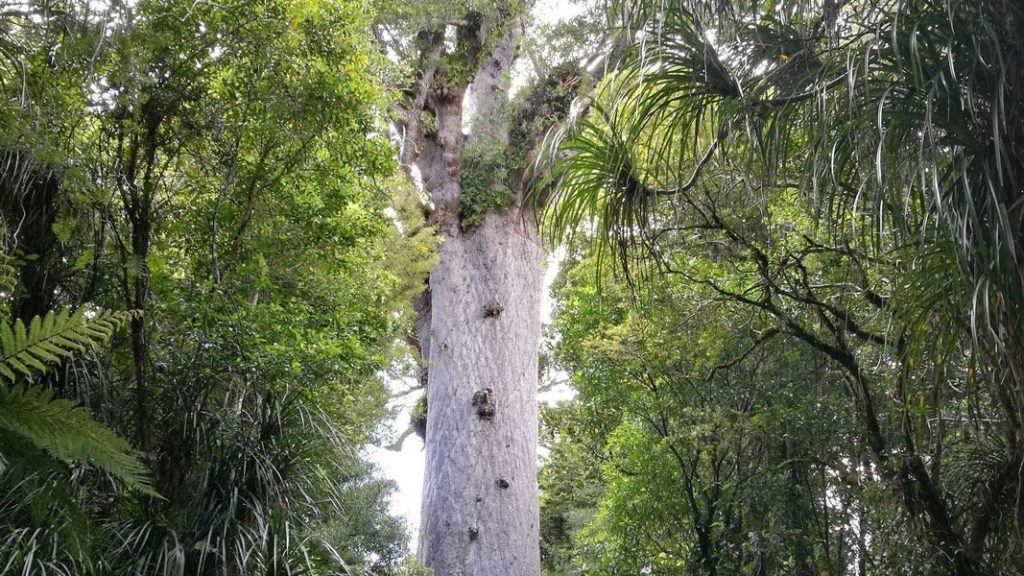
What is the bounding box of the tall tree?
[540,248,880,575]
[1,1,424,573]
[390,7,544,574]
[378,1,619,573]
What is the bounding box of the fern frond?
[0,306,131,381]
[0,384,155,494]
[0,306,152,493]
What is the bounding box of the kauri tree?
[377,1,620,574]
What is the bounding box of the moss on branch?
[456,62,584,230]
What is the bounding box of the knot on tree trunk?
[473,388,496,420]
[483,299,504,318]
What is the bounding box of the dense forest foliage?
[538,0,1024,575]
[3,0,1024,575]
[0,1,432,573]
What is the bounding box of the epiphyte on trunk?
[473,388,496,420]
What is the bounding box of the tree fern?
[0,384,154,493]
[0,305,154,493]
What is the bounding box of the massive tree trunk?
[420,208,543,576]
[396,10,545,576]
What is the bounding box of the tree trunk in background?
[396,10,544,576]
[1,151,62,323]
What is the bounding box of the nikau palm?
[541,0,1024,572]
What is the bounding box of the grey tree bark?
[395,10,545,576]
[419,206,543,576]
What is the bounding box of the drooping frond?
[0,305,152,492]
[0,384,154,493]
[537,0,841,277]
[540,1,1024,569]
[544,0,1024,359]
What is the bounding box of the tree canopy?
[3,0,1024,575]
[1,0,430,573]
[537,0,1024,574]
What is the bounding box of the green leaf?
[0,384,155,494]
[0,306,131,383]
